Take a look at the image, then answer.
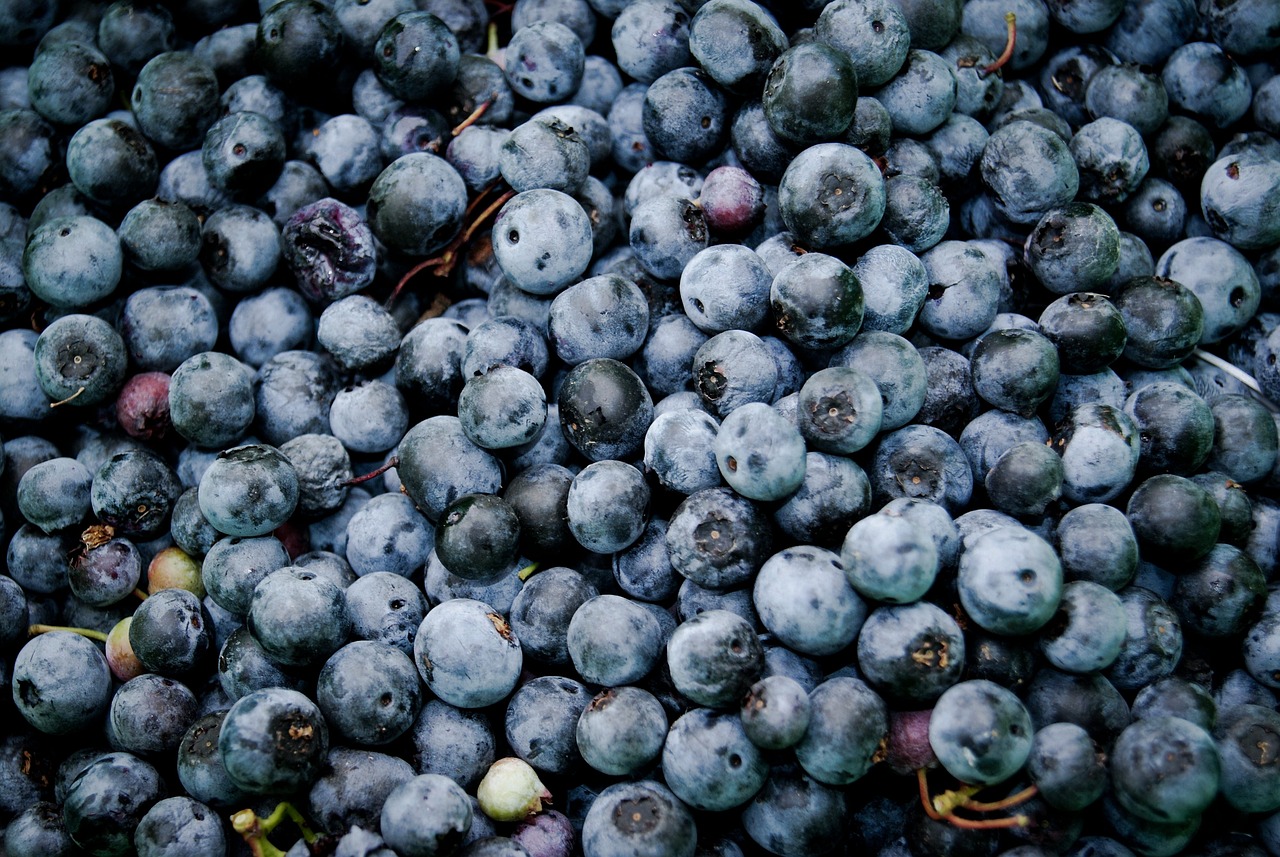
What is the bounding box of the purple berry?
[281,197,377,304]
[698,165,765,236]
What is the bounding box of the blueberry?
[120,287,219,377]
[1070,118,1152,205]
[395,317,469,413]
[367,152,467,258]
[571,54,623,115]
[16,456,90,534]
[581,781,696,857]
[971,328,1061,415]
[612,0,691,85]
[873,49,958,137]
[257,0,346,92]
[505,21,583,103]
[462,315,549,379]
[1206,394,1279,485]
[409,699,497,791]
[62,752,166,857]
[129,585,215,678]
[629,195,709,281]
[415,598,521,708]
[219,686,329,795]
[557,358,653,462]
[344,570,427,655]
[1171,543,1267,639]
[849,244,927,336]
[856,601,964,707]
[1111,715,1220,825]
[109,674,199,757]
[198,444,300,538]
[202,203,282,293]
[91,448,182,540]
[24,216,122,310]
[567,593,665,686]
[308,746,415,839]
[1025,202,1122,295]
[794,676,889,786]
[218,624,308,702]
[447,125,507,193]
[778,142,885,248]
[65,118,159,210]
[795,366,883,456]
[740,766,846,857]
[540,282,648,381]
[254,347,340,447]
[493,188,593,295]
[715,401,806,501]
[692,329,777,419]
[201,110,286,200]
[665,608,762,708]
[870,424,974,513]
[576,686,667,776]
[606,82,656,175]
[1026,723,1107,813]
[979,120,1079,225]
[282,197,378,304]
[1054,402,1141,504]
[918,240,1003,342]
[768,253,865,350]
[841,513,938,604]
[379,774,474,857]
[1038,292,1127,375]
[5,801,77,857]
[1214,704,1280,814]
[499,677,588,780]
[12,631,112,735]
[1107,586,1184,694]
[958,525,1063,635]
[662,708,768,811]
[397,415,504,521]
[318,640,422,746]
[500,116,590,195]
[929,679,1033,787]
[753,545,865,657]
[566,460,649,555]
[1200,153,1280,252]
[118,199,203,275]
[674,245,772,337]
[772,451,872,548]
[27,40,114,128]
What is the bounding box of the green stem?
[517,562,541,582]
[29,624,108,642]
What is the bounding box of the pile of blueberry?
[3,0,1280,854]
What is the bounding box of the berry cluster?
[2,0,1280,855]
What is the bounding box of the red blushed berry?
[273,519,311,560]
[698,165,765,236]
[115,371,172,441]
[885,708,937,775]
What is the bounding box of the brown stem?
[49,386,86,408]
[452,98,493,137]
[960,784,1038,813]
[385,184,514,308]
[944,812,1031,831]
[917,769,948,822]
[980,13,1017,76]
[344,456,399,486]
[917,768,1032,831]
